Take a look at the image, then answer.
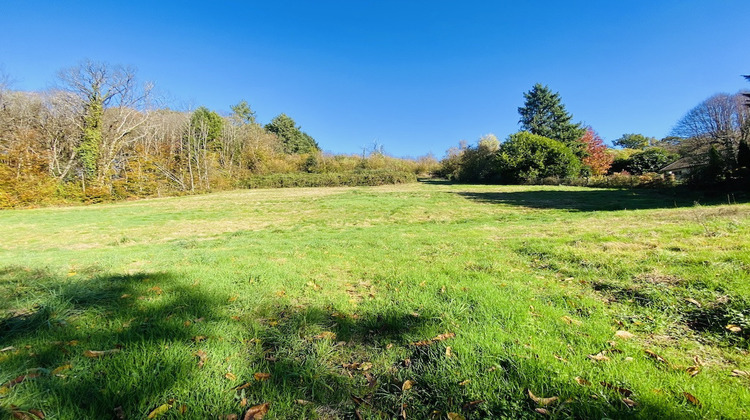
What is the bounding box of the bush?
[242,170,417,189]
[497,132,581,183]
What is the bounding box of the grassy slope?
[0,183,749,419]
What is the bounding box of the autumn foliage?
[580,127,613,175]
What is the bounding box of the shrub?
[497,132,581,183]
[242,170,417,189]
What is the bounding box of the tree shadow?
[456,188,747,212]
[0,267,706,419]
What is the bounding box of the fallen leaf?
[412,332,455,346]
[554,355,568,363]
[588,352,610,362]
[183,320,192,327]
[234,382,252,391]
[575,377,591,386]
[275,290,286,297]
[295,399,311,405]
[527,389,559,406]
[561,316,582,326]
[447,413,466,420]
[243,402,269,420]
[3,373,41,392]
[240,397,247,407]
[254,372,271,381]
[644,349,669,366]
[615,330,634,340]
[147,402,173,419]
[358,362,373,371]
[685,298,701,308]
[225,372,237,381]
[622,398,638,408]
[1,346,15,352]
[195,350,207,368]
[120,294,131,299]
[601,382,632,397]
[686,366,700,377]
[67,272,77,277]
[313,331,336,340]
[50,364,71,375]
[462,400,485,410]
[458,379,471,386]
[726,324,742,333]
[731,370,750,377]
[228,296,238,302]
[179,405,187,414]
[445,346,453,358]
[683,392,701,407]
[192,335,207,343]
[12,411,35,420]
[84,349,120,358]
[402,380,415,391]
[306,281,321,290]
[148,286,163,295]
[534,408,549,415]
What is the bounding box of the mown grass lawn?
[1,183,749,419]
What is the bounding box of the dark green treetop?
[265,113,319,154]
[518,84,585,154]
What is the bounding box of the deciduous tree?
[580,127,613,175]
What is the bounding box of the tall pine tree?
[518,84,585,156]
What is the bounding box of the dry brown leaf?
[402,380,415,391]
[183,320,192,327]
[554,355,568,363]
[458,380,471,386]
[240,397,247,407]
[622,398,638,408]
[120,294,131,299]
[445,346,453,358]
[614,330,634,340]
[192,335,207,343]
[228,295,238,302]
[462,400,484,410]
[275,290,286,297]
[313,331,336,340]
[685,298,701,308]
[148,286,163,295]
[683,392,701,407]
[25,409,44,419]
[243,402,269,420]
[358,362,373,371]
[225,372,237,381]
[234,383,252,392]
[731,369,750,377]
[575,377,591,386]
[686,366,700,377]
[561,316,582,326]
[534,408,549,415]
[295,399,311,405]
[447,413,466,420]
[726,324,742,333]
[412,332,455,346]
[588,352,610,362]
[11,411,34,420]
[84,349,120,358]
[601,382,632,397]
[644,349,669,365]
[195,350,207,368]
[254,372,271,381]
[527,389,559,406]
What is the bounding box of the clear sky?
[2,1,749,157]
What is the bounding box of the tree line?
[0,61,437,208]
[438,79,750,188]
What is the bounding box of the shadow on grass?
[456,188,747,212]
[0,267,700,419]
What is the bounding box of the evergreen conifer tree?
[518,84,585,156]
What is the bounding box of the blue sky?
[2,1,749,157]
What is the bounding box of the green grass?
[1,183,749,419]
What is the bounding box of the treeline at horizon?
[0,61,438,208]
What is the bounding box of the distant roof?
[659,156,707,172]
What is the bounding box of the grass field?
[1,182,749,419]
